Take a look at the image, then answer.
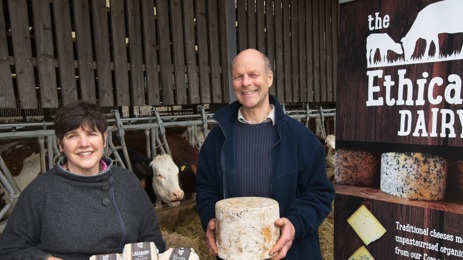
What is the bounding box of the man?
[195,48,335,259]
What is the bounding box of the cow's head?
[150,154,184,207]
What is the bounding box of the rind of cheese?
[380,152,447,201]
[335,149,379,187]
[215,197,280,260]
[347,205,386,246]
[348,245,375,260]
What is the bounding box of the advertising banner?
[335,0,463,259]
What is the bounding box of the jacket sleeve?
[0,189,51,260]
[278,128,335,241]
[195,128,223,231]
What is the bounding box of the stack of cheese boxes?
[89,242,199,260]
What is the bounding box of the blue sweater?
[196,95,335,260]
[236,121,275,197]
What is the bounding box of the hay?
[159,203,335,260]
[158,204,215,260]
[319,203,335,260]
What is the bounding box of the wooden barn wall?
[0,0,337,112]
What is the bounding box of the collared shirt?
[238,105,275,125]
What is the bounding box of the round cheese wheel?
[334,149,380,187]
[380,152,447,200]
[215,197,280,260]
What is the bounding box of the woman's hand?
[47,257,63,260]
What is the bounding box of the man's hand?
[269,217,295,260]
[205,218,218,256]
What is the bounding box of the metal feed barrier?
[0,105,335,220]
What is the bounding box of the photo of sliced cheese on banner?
[348,245,374,260]
[347,205,386,245]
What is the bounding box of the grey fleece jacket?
[0,158,165,260]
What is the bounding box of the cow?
[314,134,335,182]
[366,33,403,66]
[118,129,200,200]
[166,132,199,199]
[150,154,184,207]
[0,140,45,191]
[401,0,463,61]
[110,148,184,206]
[325,134,335,169]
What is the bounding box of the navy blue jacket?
[196,95,335,259]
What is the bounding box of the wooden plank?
[207,0,222,103]
[236,0,247,51]
[9,0,37,109]
[218,0,230,103]
[282,0,292,101]
[312,0,321,102]
[141,0,160,105]
[53,0,78,105]
[266,0,276,97]
[298,0,307,103]
[256,0,265,52]
[170,0,187,105]
[331,0,338,103]
[274,0,284,101]
[91,0,114,107]
[73,8,95,103]
[72,0,96,103]
[110,0,130,105]
[126,0,145,106]
[32,0,58,108]
[305,0,314,102]
[246,0,256,49]
[156,0,175,105]
[318,0,327,102]
[324,0,334,103]
[183,0,199,104]
[195,0,210,103]
[290,0,299,103]
[0,0,16,108]
[336,185,463,215]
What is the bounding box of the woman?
[0,101,165,259]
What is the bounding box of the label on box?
[168,248,192,260]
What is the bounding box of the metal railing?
[0,105,335,219]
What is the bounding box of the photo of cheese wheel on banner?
[334,149,380,187]
[380,152,447,201]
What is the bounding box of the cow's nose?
[173,190,184,200]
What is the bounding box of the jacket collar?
[213,95,286,130]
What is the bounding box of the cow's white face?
[150,154,184,207]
